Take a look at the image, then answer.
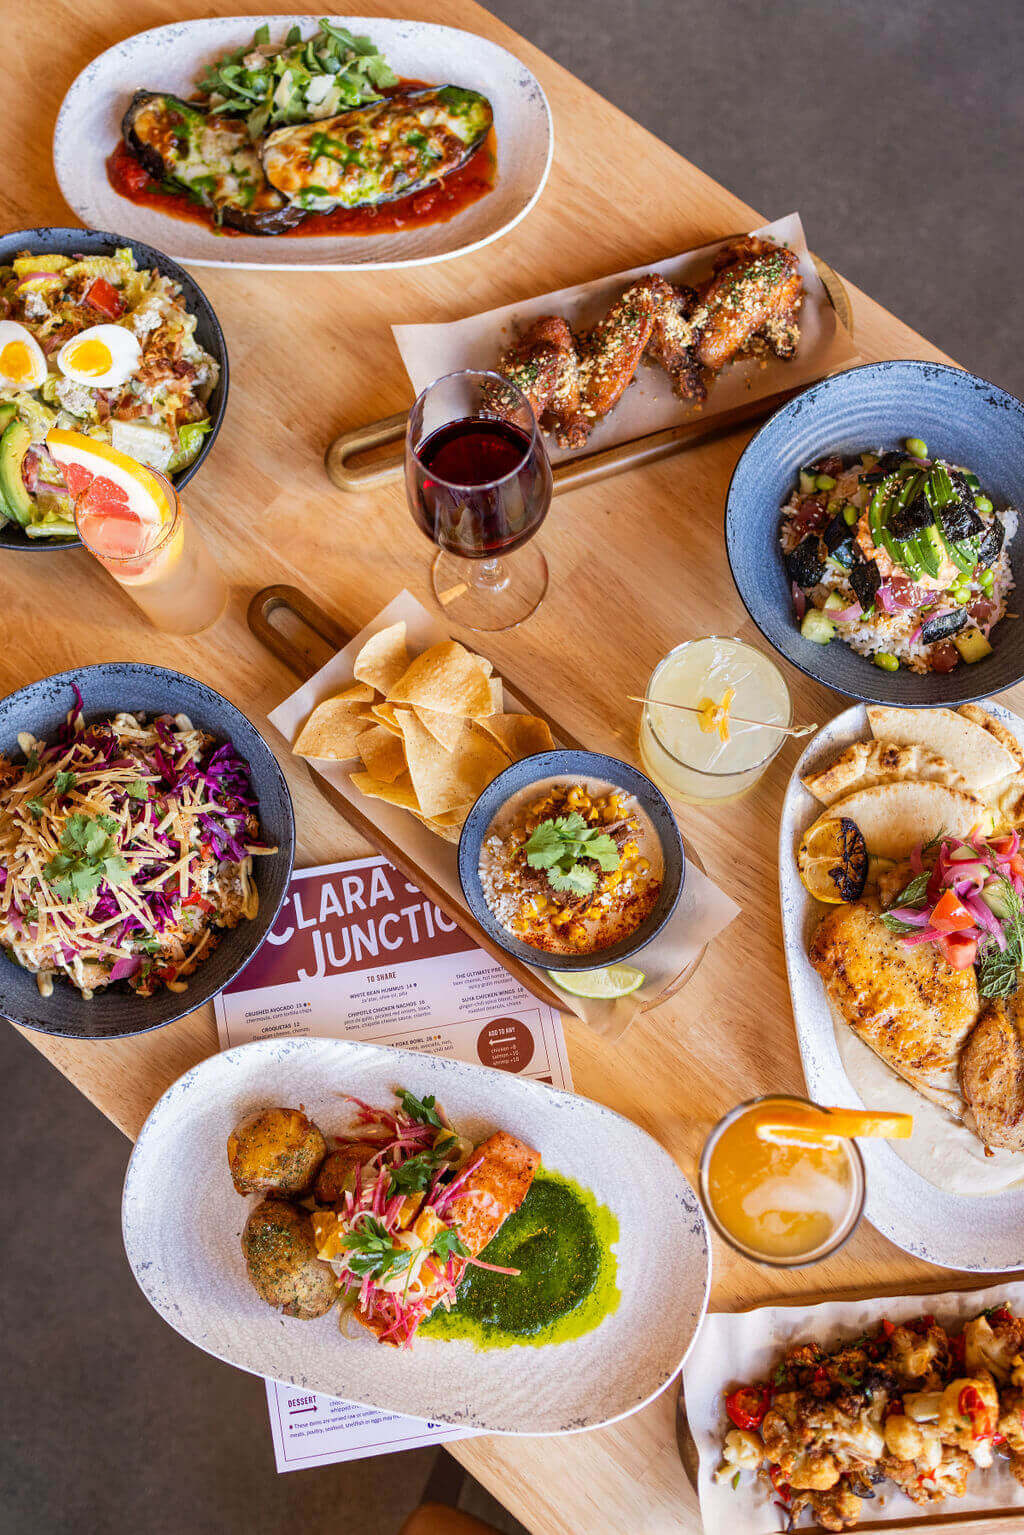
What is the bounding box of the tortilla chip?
[470,677,504,718]
[411,811,462,843]
[414,705,466,753]
[353,623,409,695]
[350,770,421,812]
[370,701,404,736]
[335,682,376,705]
[397,708,508,818]
[387,641,493,718]
[293,697,370,760]
[356,725,407,784]
[476,712,554,761]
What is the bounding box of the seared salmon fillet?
[354,1130,539,1341]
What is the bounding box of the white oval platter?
[780,700,1024,1272]
[54,16,553,271]
[122,1035,710,1434]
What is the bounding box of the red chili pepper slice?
[725,1385,770,1431]
[958,1384,994,1439]
[183,893,215,912]
[769,1466,792,1499]
[880,1318,895,1339]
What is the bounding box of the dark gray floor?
[4,3,1021,1532]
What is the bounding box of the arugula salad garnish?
[525,812,621,896]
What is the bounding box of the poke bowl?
[457,750,684,973]
[0,227,228,551]
[725,360,1024,705]
[0,663,293,1038]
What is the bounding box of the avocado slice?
[913,524,943,580]
[0,420,33,526]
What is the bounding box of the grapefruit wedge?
[46,429,172,558]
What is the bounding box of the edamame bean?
[975,494,994,514]
[980,567,995,591]
[873,652,900,671]
[842,504,857,526]
[904,437,928,459]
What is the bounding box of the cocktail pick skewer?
[626,696,817,738]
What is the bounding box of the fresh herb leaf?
[525,813,621,895]
[26,797,45,819]
[978,876,1024,998]
[430,1227,469,1262]
[387,1144,454,1196]
[880,870,932,932]
[339,1217,414,1281]
[396,1088,444,1130]
[136,935,162,956]
[42,813,128,904]
[126,779,149,802]
[730,1471,741,1491]
[54,770,77,796]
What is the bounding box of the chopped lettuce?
[166,420,212,475]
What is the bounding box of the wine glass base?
[431,546,549,631]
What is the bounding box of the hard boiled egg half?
[57,325,142,389]
[0,321,48,390]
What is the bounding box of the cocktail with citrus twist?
[47,430,226,634]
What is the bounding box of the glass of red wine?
[405,370,552,630]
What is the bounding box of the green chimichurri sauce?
[420,1169,619,1348]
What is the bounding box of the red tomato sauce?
[106,124,497,240]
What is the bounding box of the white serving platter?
[122,1036,710,1433]
[54,16,553,271]
[780,700,1024,1272]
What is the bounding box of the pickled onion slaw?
[312,1089,520,1348]
[0,684,275,998]
[881,830,1024,998]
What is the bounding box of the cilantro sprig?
[42,813,129,904]
[387,1139,458,1197]
[525,812,620,896]
[340,1218,415,1282]
[396,1089,445,1130]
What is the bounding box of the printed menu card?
[215,855,573,1470]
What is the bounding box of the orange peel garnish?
[752,1105,913,1148]
[697,686,735,743]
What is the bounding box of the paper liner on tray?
[392,213,861,467]
[268,591,739,1039]
[683,1281,1024,1534]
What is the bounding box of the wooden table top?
[9,3,1011,1532]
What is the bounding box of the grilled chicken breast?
[809,898,979,1113]
[961,994,1024,1151]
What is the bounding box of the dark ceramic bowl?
[725,359,1024,705]
[0,227,228,551]
[0,664,293,1038]
[458,750,684,973]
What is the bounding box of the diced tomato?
[85,276,124,319]
[1010,855,1024,880]
[930,640,960,673]
[183,893,214,913]
[941,932,978,969]
[725,1385,770,1431]
[156,965,178,984]
[958,1384,995,1439]
[931,889,976,933]
[880,1318,895,1339]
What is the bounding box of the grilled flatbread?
[802,739,966,806]
[816,780,986,859]
[866,706,1018,791]
[958,703,1024,771]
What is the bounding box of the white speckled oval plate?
[780,700,1024,1272]
[122,1036,710,1433]
[54,16,552,270]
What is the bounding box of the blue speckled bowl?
[0,227,228,552]
[0,664,293,1039]
[725,359,1024,705]
[457,750,684,973]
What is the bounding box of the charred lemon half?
[797,815,868,904]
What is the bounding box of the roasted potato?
[314,1142,378,1204]
[241,1198,339,1319]
[227,1106,326,1196]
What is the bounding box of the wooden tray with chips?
[248,584,708,1018]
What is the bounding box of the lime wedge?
[547,965,645,999]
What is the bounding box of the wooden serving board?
[247,584,708,1020]
[324,253,853,494]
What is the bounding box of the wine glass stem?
[471,557,510,592]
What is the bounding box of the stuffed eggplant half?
[260,86,493,213]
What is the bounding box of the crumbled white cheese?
[54,376,96,418]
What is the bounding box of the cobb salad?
[0,686,274,998]
[0,247,219,539]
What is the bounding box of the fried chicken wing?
[696,235,803,371]
[579,274,703,421]
[809,898,980,1113]
[495,316,589,448]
